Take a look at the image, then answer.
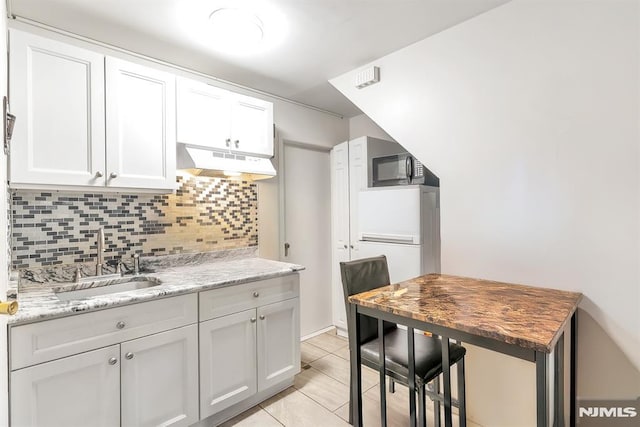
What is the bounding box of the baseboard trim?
[300,325,336,341]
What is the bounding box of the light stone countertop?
[10,254,304,326]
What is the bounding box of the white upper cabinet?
[106,57,176,190]
[9,29,106,187]
[230,93,273,158]
[177,77,274,158]
[9,30,176,192]
[177,78,231,151]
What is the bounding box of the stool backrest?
[340,255,396,345]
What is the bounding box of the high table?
[347,274,582,427]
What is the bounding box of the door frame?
[277,139,331,261]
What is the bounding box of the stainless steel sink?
[54,276,162,301]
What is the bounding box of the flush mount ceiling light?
[209,8,264,53]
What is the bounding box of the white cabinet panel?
[106,57,176,190]
[348,138,368,257]
[257,298,300,391]
[9,29,106,187]
[11,293,197,370]
[330,141,350,332]
[176,76,273,158]
[10,345,120,427]
[230,94,273,157]
[121,325,199,427]
[177,78,231,151]
[199,309,257,418]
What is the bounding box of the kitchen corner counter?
[11,257,304,326]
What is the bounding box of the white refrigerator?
[357,186,440,283]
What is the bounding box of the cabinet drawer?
[10,293,197,370]
[199,274,299,322]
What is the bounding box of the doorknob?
[284,242,290,256]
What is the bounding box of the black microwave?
[371,153,438,187]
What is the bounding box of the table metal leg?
[457,356,467,427]
[349,304,363,426]
[536,351,549,427]
[378,319,387,427]
[554,332,565,427]
[570,312,577,427]
[408,326,416,427]
[442,336,453,427]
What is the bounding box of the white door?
[9,29,106,187]
[105,57,176,190]
[257,298,300,391]
[231,93,274,158]
[281,141,332,337]
[120,325,198,427]
[330,141,350,334]
[199,309,257,418]
[176,77,231,151]
[10,345,120,427]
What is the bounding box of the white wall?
[349,113,394,141]
[331,0,639,425]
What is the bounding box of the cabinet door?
[105,57,176,190]
[10,345,120,427]
[348,137,368,257]
[257,298,300,391]
[230,93,274,158]
[9,29,106,188]
[330,141,350,333]
[120,324,198,427]
[176,77,231,151]
[199,309,257,418]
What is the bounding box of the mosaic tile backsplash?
[11,175,258,270]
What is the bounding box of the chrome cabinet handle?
[95,171,104,178]
[225,138,231,147]
[116,321,125,329]
[125,352,134,360]
[234,140,240,148]
[108,357,117,365]
[259,315,265,320]
[250,317,256,323]
[343,244,348,249]
[253,292,259,298]
[350,245,354,249]
[109,172,118,179]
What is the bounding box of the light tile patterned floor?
[220,329,483,427]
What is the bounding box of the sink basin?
[54,276,162,301]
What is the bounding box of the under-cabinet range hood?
[177,144,276,180]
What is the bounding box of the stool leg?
[433,376,441,427]
[457,359,466,427]
[418,385,427,427]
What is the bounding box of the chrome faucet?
[96,228,105,276]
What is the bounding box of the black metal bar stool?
[340,255,467,426]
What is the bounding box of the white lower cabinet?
[9,274,300,426]
[10,345,121,427]
[199,274,301,420]
[121,325,199,427]
[199,309,257,418]
[257,298,300,391]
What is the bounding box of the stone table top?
[348,273,582,353]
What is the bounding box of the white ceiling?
[9,0,510,117]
